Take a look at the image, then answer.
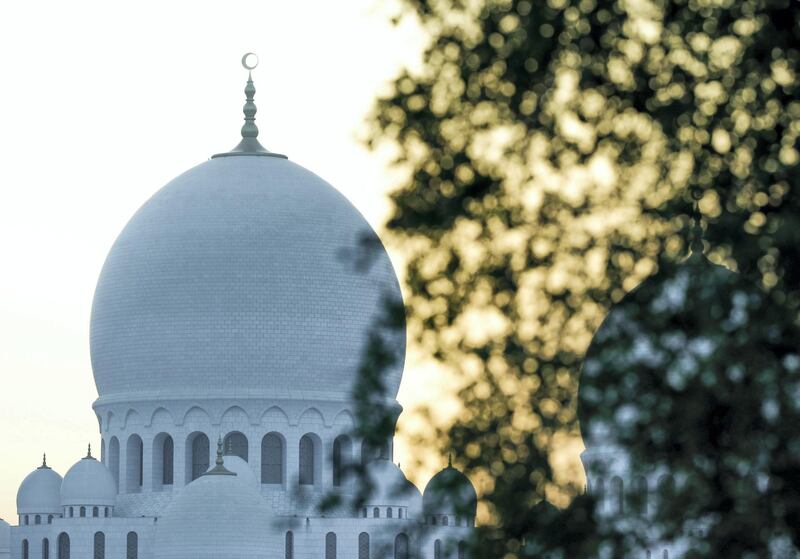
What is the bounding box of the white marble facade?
[2,74,476,558]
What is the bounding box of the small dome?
[220,455,257,487]
[423,464,477,520]
[61,453,116,507]
[17,459,62,515]
[0,518,10,551]
[155,464,277,558]
[365,459,421,512]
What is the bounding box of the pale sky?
[0,0,431,522]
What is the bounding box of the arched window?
[432,515,437,525]
[285,531,293,559]
[332,435,351,486]
[399,508,404,519]
[22,539,29,559]
[92,507,99,518]
[68,508,73,518]
[57,533,69,559]
[373,507,380,518]
[594,477,605,513]
[662,551,669,559]
[387,507,393,518]
[634,475,648,515]
[458,541,467,559]
[126,532,138,559]
[325,532,337,559]
[162,436,174,485]
[262,433,284,484]
[299,435,315,485]
[611,476,624,515]
[79,507,86,518]
[658,474,674,501]
[223,432,248,461]
[24,515,29,525]
[126,435,144,491]
[394,533,409,559]
[434,540,442,559]
[104,508,109,518]
[93,532,105,559]
[443,515,449,526]
[362,508,367,518]
[42,538,49,559]
[35,514,41,525]
[190,433,210,481]
[108,437,120,489]
[47,515,53,524]
[358,532,370,559]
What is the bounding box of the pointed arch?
[182,406,211,426]
[261,405,290,425]
[220,405,251,427]
[333,409,355,427]
[298,407,325,426]
[123,409,142,429]
[150,407,175,427]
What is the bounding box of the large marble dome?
[90,155,405,405]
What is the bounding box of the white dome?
[220,455,257,487]
[90,155,405,405]
[366,459,422,513]
[60,456,116,507]
[16,463,62,515]
[155,467,277,558]
[0,518,9,550]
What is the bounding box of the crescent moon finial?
[242,52,259,71]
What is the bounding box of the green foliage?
[365,0,800,555]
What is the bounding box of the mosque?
[0,54,477,559]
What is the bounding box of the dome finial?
[39,453,49,469]
[448,453,452,468]
[86,443,93,459]
[212,54,287,159]
[690,189,704,256]
[241,53,259,140]
[203,435,236,476]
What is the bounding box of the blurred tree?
[364,0,800,556]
